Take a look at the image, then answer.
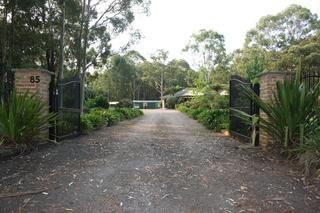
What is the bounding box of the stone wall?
[257,71,294,148]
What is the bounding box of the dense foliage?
[183,29,227,82]
[231,69,320,175]
[177,105,229,132]
[230,5,320,81]
[166,96,177,109]
[89,51,198,101]
[118,99,133,108]
[0,91,57,149]
[0,0,151,112]
[80,108,143,134]
[85,95,109,110]
[184,93,228,110]
[239,74,320,156]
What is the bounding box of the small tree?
[183,29,227,82]
[166,96,177,109]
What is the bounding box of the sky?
[112,0,320,64]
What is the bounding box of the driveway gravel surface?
[0,109,319,213]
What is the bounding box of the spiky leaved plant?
[0,91,57,151]
[239,71,320,155]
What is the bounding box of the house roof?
[174,88,204,97]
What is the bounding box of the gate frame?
[229,75,260,145]
[49,77,81,141]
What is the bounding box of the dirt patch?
[0,109,319,212]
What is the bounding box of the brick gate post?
[257,71,294,149]
[13,68,54,139]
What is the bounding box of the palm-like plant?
[0,91,57,149]
[239,74,320,154]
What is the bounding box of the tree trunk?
[160,70,164,109]
[76,0,86,75]
[80,0,91,114]
[0,0,8,97]
[7,0,16,90]
[58,0,65,81]
[46,49,55,73]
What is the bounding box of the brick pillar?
[13,69,53,104]
[13,69,54,139]
[257,71,293,149]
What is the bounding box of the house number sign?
[30,75,40,83]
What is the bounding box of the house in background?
[133,100,161,109]
[173,88,204,101]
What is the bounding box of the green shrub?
[114,108,143,119]
[105,110,122,126]
[80,108,143,133]
[240,75,320,155]
[0,91,57,148]
[214,95,229,109]
[94,95,109,109]
[177,104,229,132]
[85,95,109,110]
[176,104,191,114]
[166,96,177,109]
[80,114,94,134]
[118,99,133,108]
[190,108,205,119]
[197,109,229,131]
[296,127,320,177]
[186,93,228,109]
[85,98,96,109]
[87,111,106,128]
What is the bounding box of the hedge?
[80,108,143,134]
[177,105,229,132]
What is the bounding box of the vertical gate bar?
[229,77,232,134]
[229,75,253,143]
[78,81,81,135]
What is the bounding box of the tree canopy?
[183,29,227,82]
[1,2,320,106]
[245,4,320,51]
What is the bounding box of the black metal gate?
[50,78,81,141]
[0,71,14,103]
[302,71,320,89]
[229,75,259,144]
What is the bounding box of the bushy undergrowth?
[184,93,228,109]
[239,75,320,154]
[80,108,143,134]
[177,104,229,132]
[236,71,320,177]
[0,91,57,149]
[85,95,109,111]
[118,99,133,108]
[166,96,177,109]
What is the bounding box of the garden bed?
[0,108,143,160]
[176,104,229,132]
[81,108,143,134]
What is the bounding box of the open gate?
[229,75,259,145]
[50,78,81,141]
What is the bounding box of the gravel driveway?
[0,109,319,213]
